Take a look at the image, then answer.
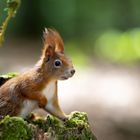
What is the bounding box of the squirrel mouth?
[60,76,69,80]
[60,72,73,80]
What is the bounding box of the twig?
[0,0,21,46]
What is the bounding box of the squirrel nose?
[70,69,75,75]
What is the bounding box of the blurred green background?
[1,0,140,65]
[1,1,140,140]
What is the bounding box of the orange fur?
[0,28,75,120]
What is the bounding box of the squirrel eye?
[54,59,62,68]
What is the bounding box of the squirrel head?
[41,28,75,80]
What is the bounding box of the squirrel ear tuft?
[43,28,50,42]
[43,45,54,61]
[43,28,64,53]
[44,28,48,34]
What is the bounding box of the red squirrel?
[0,28,75,120]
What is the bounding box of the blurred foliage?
[66,41,89,67]
[1,0,140,64]
[95,28,140,64]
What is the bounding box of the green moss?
[0,107,96,139]
[0,72,18,79]
[32,111,97,140]
[31,114,63,133]
[59,112,96,140]
[64,111,89,128]
[0,116,32,140]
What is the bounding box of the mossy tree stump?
[0,112,96,140]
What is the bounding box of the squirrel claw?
[60,115,69,121]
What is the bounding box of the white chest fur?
[18,81,56,118]
[43,81,56,101]
[44,81,57,113]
